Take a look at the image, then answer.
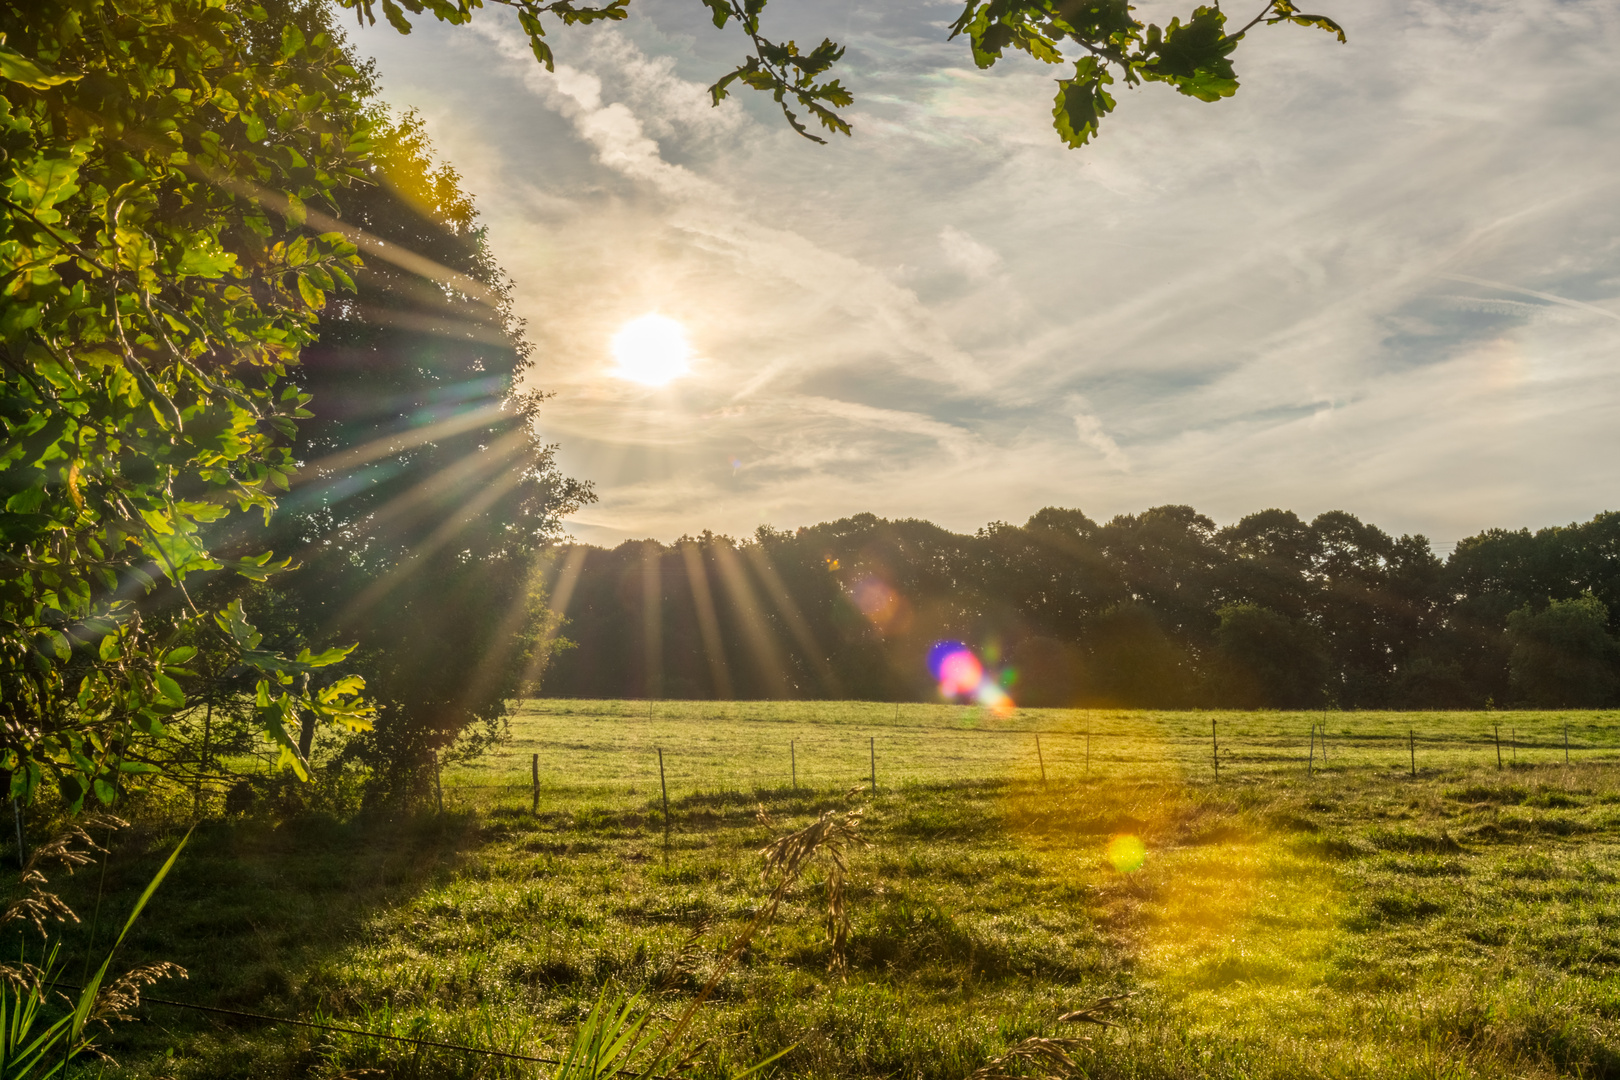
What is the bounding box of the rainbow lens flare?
[927,641,1014,714]
[938,650,983,697]
[1105,834,1147,873]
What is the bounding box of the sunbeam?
[680,540,735,699]
[744,545,843,697]
[710,542,792,698]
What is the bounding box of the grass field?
[456,700,1620,795]
[51,703,1620,1080]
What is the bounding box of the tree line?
[539,507,1620,709]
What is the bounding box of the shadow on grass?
[43,806,477,1066]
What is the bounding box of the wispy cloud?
[353,0,1620,545]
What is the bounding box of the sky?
[349,0,1620,550]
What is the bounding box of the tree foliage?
[538,507,1620,709]
[1507,595,1618,708]
[243,78,593,796]
[0,0,380,807]
[330,0,1344,148]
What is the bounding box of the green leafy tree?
[1211,602,1326,708]
[1506,594,1619,708]
[0,0,377,807]
[253,101,593,797]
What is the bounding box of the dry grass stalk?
[757,808,866,971]
[1057,992,1134,1027]
[641,806,867,1075]
[965,996,1135,1080]
[653,918,713,995]
[90,960,189,1026]
[0,814,128,990]
[966,1037,1091,1080]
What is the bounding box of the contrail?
[1437,273,1620,322]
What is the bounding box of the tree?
[244,86,592,797]
[1506,595,1619,708]
[332,0,1345,149]
[1,0,376,807]
[1211,602,1326,708]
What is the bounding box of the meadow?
[56,703,1620,1079]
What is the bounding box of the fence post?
[1511,727,1516,765]
[1085,730,1090,773]
[1409,729,1416,777]
[1566,722,1570,765]
[531,753,539,815]
[870,736,876,794]
[1211,719,1219,778]
[1036,735,1046,787]
[1495,723,1502,770]
[1308,723,1316,776]
[657,747,670,842]
[433,752,443,815]
[791,739,797,790]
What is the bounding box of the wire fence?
[438,705,1620,810]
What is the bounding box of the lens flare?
[1106,834,1147,873]
[928,640,1015,710]
[853,576,900,626]
[938,650,984,697]
[974,679,1013,715]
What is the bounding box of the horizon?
[537,502,1620,558]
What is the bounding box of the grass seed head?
[967,1036,1091,1080]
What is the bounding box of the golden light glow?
[608,314,693,386]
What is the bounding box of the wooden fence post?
[1565,722,1570,765]
[1211,719,1219,778]
[870,736,877,794]
[1308,723,1316,776]
[657,747,670,841]
[1495,723,1502,770]
[791,739,797,790]
[1036,735,1046,786]
[531,753,539,815]
[1409,729,1416,777]
[1085,731,1090,773]
[433,752,443,815]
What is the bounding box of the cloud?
[938,226,1002,280]
[1072,400,1130,473]
[350,0,1620,545]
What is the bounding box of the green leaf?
[5,487,45,514]
[280,23,307,59]
[0,44,81,89]
[297,273,325,309]
[154,672,185,707]
[1052,59,1116,148]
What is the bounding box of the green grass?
[42,704,1620,1079]
[459,701,1620,793]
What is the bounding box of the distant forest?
[537,507,1620,709]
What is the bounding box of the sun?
[608,314,693,386]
